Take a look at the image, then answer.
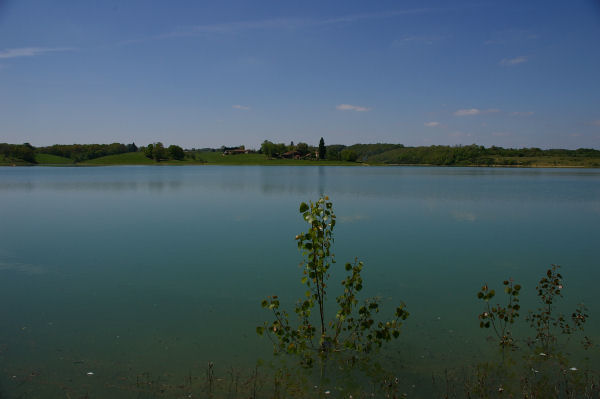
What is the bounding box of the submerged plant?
[477,278,521,356]
[526,264,590,356]
[257,196,409,368]
[475,265,595,397]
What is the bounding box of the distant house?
[223,147,249,155]
[281,150,301,159]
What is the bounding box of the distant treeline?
[38,143,138,162]
[0,143,36,163]
[329,144,600,166]
[0,142,138,164]
[258,141,600,165]
[2,141,600,166]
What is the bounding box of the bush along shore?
[2,141,600,167]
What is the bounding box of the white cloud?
[454,108,481,116]
[424,121,440,127]
[511,111,534,116]
[454,108,499,116]
[336,104,371,112]
[232,105,251,110]
[500,56,528,66]
[0,47,74,59]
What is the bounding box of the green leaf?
[299,202,309,213]
[256,326,264,336]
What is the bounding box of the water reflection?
[0,166,598,205]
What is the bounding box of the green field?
[79,152,158,165]
[490,156,600,168]
[4,147,600,168]
[16,151,600,167]
[34,153,74,164]
[73,151,359,166]
[194,151,358,165]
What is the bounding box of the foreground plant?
[257,196,409,368]
[477,278,521,358]
[475,265,594,397]
[526,264,590,356]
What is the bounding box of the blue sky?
[1,0,599,149]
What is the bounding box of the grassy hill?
[34,153,74,164]
[80,152,158,165]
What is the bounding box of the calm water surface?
[1,166,599,396]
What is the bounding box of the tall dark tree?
[318,137,326,160]
[153,142,166,161]
[168,144,184,160]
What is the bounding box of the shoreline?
[1,162,598,169]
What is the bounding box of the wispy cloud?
[162,8,440,38]
[454,108,499,116]
[500,56,528,66]
[484,29,539,45]
[336,104,371,112]
[454,108,480,116]
[391,34,444,47]
[424,121,441,127]
[232,104,251,110]
[0,47,74,59]
[511,111,534,116]
[591,120,600,126]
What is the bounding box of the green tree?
[318,137,326,160]
[341,149,358,162]
[296,142,309,156]
[168,144,184,160]
[261,140,276,157]
[143,144,154,159]
[153,142,167,161]
[258,197,409,368]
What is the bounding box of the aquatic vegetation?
[474,265,596,397]
[257,196,409,369]
[477,278,521,357]
[526,264,590,356]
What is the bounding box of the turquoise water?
[1,166,599,397]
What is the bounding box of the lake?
[1,165,599,397]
